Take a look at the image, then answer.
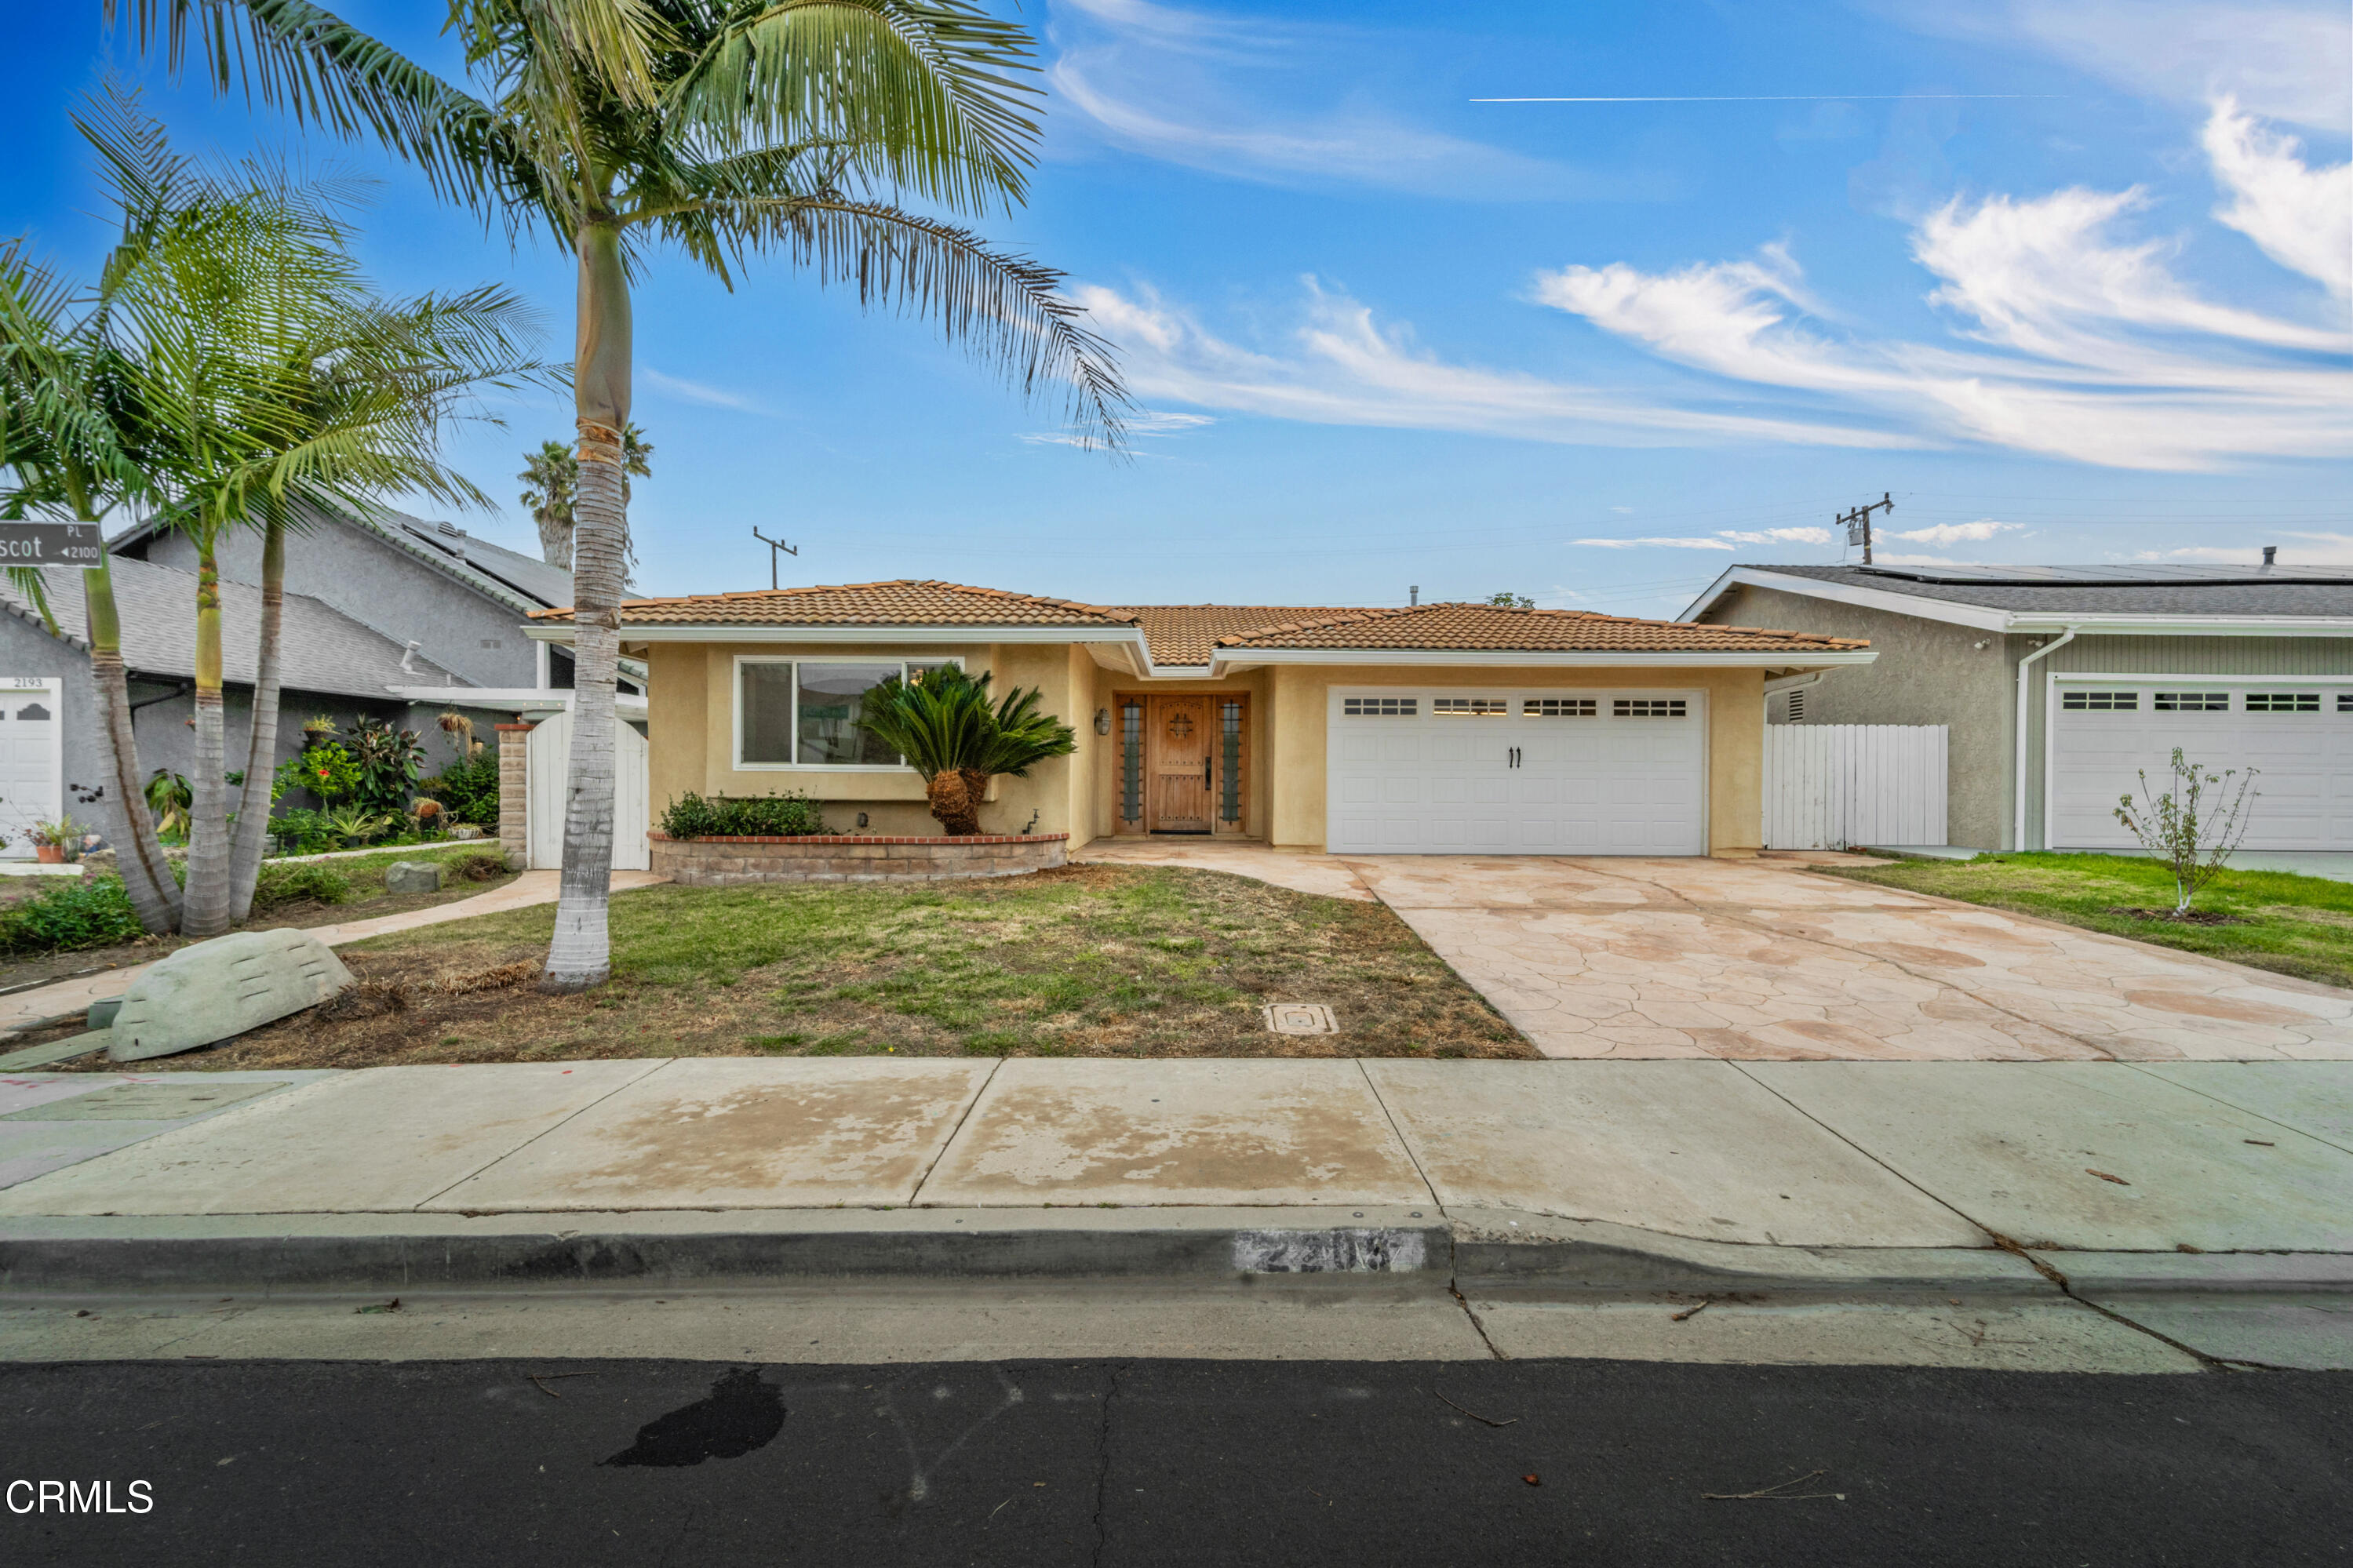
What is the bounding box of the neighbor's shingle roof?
[0,558,463,697]
[1109,606,1368,666]
[1210,602,1870,653]
[531,579,1139,628]
[1732,563,2353,619]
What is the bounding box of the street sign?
[0,522,104,566]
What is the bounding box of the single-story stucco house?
[1683,559,2353,853]
[523,580,1875,857]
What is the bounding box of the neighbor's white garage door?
[2049,682,2353,849]
[1326,688,1706,855]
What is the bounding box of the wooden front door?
[1149,696,1215,832]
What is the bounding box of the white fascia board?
[1685,569,2353,639]
[1686,569,2014,631]
[2005,616,2353,637]
[526,621,1146,651]
[386,686,648,716]
[1210,648,1879,674]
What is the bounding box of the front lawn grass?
[124,864,1532,1069]
[1820,851,2353,988]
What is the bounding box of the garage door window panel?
[2247,692,2321,713]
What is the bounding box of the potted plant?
[31,815,86,864]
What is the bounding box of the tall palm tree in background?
[519,421,647,569]
[518,437,575,566]
[124,0,1130,988]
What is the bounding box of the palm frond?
[107,0,523,213]
[667,0,1040,214]
[652,193,1127,449]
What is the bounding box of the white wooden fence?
[1763,725,1947,850]
[525,708,651,871]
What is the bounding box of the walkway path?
[0,869,668,1033]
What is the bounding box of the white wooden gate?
[0,678,62,860]
[1764,725,1947,850]
[525,709,650,871]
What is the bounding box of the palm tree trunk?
[542,217,631,991]
[81,557,180,933]
[926,770,982,836]
[180,542,233,938]
[225,509,286,921]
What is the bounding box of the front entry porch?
[1112,692,1251,838]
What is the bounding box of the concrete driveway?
[1346,855,2353,1063]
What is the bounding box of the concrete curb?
[9,1206,2351,1301]
[0,1208,1452,1295]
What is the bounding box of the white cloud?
[1019,408,1215,448]
[2137,534,2353,562]
[1532,105,2353,470]
[1718,526,1838,545]
[1575,526,1835,550]
[2202,97,2353,297]
[1573,537,1738,550]
[1891,518,2025,544]
[641,368,768,413]
[1044,0,1623,198]
[1074,278,1914,451]
[1892,2,2351,130]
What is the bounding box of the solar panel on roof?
[1855,563,2353,587]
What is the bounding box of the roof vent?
[436,520,462,538]
[2264,545,2277,566]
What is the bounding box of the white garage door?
[2049,682,2353,849]
[1326,688,1706,855]
[0,678,62,860]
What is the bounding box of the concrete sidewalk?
[2,1057,2348,1366]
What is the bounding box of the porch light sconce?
[1094,708,1112,736]
[856,812,869,828]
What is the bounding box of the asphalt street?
[5,1357,2348,1566]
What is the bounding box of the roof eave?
[1207,647,1879,675]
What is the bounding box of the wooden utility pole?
[1838,493,1896,564]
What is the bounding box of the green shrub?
[421,746,500,828]
[251,861,355,913]
[0,877,147,955]
[659,791,829,839]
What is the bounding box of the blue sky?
[5,1,2348,616]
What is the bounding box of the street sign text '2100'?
[0,524,104,566]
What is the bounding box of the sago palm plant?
[856,665,1073,835]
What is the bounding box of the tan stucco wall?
[640,641,1766,853]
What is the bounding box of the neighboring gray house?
[1684,561,2353,853]
[0,508,631,857]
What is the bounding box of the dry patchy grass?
[111,864,1532,1069]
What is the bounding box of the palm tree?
[124,0,1130,988]
[856,664,1073,835]
[521,421,647,569]
[61,97,547,934]
[519,438,576,566]
[0,100,206,933]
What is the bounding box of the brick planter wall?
[650,831,1068,886]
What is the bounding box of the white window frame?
[731,655,963,771]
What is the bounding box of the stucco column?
[1266,666,1322,851]
[497,721,534,870]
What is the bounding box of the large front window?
[736,658,956,767]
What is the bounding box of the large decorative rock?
[384,860,443,894]
[108,930,355,1062]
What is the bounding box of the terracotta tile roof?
[1210,602,1871,653]
[530,580,1139,628]
[532,580,1867,660]
[1109,606,1368,666]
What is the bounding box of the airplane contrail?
[1473,93,2064,103]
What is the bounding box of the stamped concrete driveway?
[1346,855,2353,1063]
